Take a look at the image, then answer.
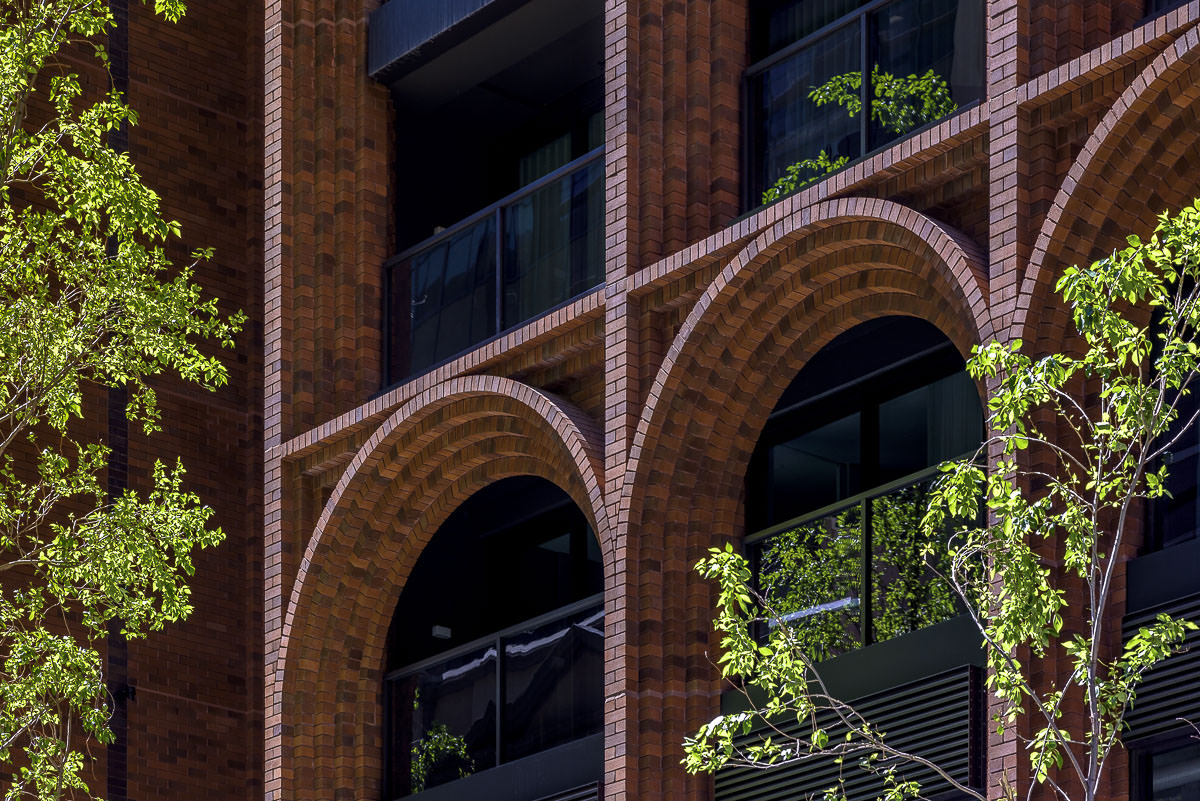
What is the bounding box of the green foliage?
[685,202,1200,801]
[0,1,242,798]
[761,67,958,204]
[409,690,474,793]
[761,151,849,204]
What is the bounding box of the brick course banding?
[260,3,1200,801]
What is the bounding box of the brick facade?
[255,2,1200,801]
[97,0,264,799]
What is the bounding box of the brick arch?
[614,199,988,801]
[1016,26,1200,345]
[271,375,608,801]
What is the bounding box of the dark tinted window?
[747,317,981,658]
[1145,743,1200,801]
[749,317,981,531]
[387,477,601,666]
[385,477,604,796]
[1150,391,1200,550]
[745,0,984,205]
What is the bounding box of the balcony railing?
[384,596,604,798]
[745,0,984,205]
[384,148,605,384]
[747,465,969,662]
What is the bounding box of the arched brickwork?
[1016,26,1200,348]
[269,375,608,801]
[611,198,989,801]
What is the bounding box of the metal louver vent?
[715,667,983,801]
[534,782,599,801]
[1123,592,1200,745]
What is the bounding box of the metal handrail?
[384,593,604,682]
[386,146,605,268]
[744,456,975,547]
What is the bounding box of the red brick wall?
[120,1,263,799]
[262,3,1200,801]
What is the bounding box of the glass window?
[386,149,605,385]
[1150,391,1200,550]
[870,477,961,643]
[878,371,981,484]
[392,644,498,795]
[1147,743,1200,801]
[408,217,497,375]
[755,502,863,661]
[502,157,604,329]
[385,478,604,797]
[750,0,869,60]
[1147,0,1190,17]
[767,412,861,524]
[745,0,983,205]
[747,20,861,204]
[747,318,981,656]
[868,0,984,151]
[502,605,604,762]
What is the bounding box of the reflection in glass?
[1151,743,1200,801]
[387,600,603,797]
[748,20,860,204]
[747,0,983,203]
[878,371,981,484]
[752,0,868,59]
[755,503,863,661]
[387,152,605,385]
[868,0,984,151]
[767,412,861,526]
[1153,391,1200,549]
[502,606,604,762]
[409,217,497,374]
[502,159,604,329]
[402,644,497,794]
[871,476,960,643]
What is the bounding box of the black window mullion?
[861,496,872,646]
[494,208,503,334]
[495,634,504,767]
[859,11,869,160]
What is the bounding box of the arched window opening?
[745,317,983,661]
[384,477,603,799]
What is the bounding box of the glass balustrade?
[746,0,984,205]
[385,149,604,384]
[749,468,967,660]
[385,598,604,797]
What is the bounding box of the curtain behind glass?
[749,20,861,204]
[868,0,984,150]
[409,216,497,374]
[501,160,603,329]
[751,0,869,59]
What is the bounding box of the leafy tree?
[762,67,958,203]
[684,201,1200,801]
[0,1,242,798]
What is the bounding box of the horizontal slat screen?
[535,782,599,801]
[1123,593,1200,745]
[716,667,982,801]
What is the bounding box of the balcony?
[745,0,984,205]
[384,597,604,800]
[725,467,986,801]
[384,148,604,383]
[747,466,969,660]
